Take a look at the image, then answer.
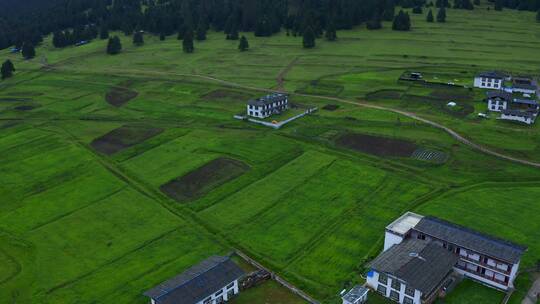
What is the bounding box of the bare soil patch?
[202,89,250,101]
[160,157,249,203]
[322,104,340,111]
[105,84,138,107]
[90,125,163,155]
[336,133,418,157]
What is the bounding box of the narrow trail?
[276,56,299,91]
[50,66,540,169]
[522,274,540,304]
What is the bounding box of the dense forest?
[1,0,539,50]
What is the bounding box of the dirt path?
[276,57,299,91]
[50,66,540,169]
[522,275,540,304]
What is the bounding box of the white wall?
[366,270,421,304]
[474,77,502,89]
[500,113,533,125]
[195,279,239,304]
[384,231,404,251]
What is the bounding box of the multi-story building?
[247,93,289,118]
[382,212,527,292]
[473,71,508,90]
[144,256,245,304]
[486,91,511,112]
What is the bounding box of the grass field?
[1,4,540,304]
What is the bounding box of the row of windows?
[378,274,414,296]
[376,282,414,304]
[481,77,501,83]
[202,283,236,304]
[481,82,501,88]
[248,101,287,110]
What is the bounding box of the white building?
[342,285,369,304]
[486,91,511,112]
[144,256,245,304]
[473,71,508,90]
[381,212,527,292]
[247,93,289,118]
[500,109,537,125]
[512,77,537,95]
[367,239,457,304]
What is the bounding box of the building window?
[404,296,414,304]
[391,280,401,291]
[378,274,388,285]
[215,290,223,296]
[203,297,212,304]
[377,285,387,295]
[405,286,415,297]
[390,290,400,301]
[227,282,235,289]
[249,111,253,116]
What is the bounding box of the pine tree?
[392,10,412,31]
[99,25,109,40]
[437,7,447,22]
[21,42,36,59]
[413,6,423,14]
[325,21,337,41]
[52,31,65,48]
[228,26,239,40]
[382,0,396,21]
[196,21,207,41]
[133,31,144,46]
[183,31,194,53]
[160,33,166,41]
[367,14,383,30]
[427,9,435,22]
[106,36,122,55]
[238,35,249,51]
[302,26,316,49]
[495,0,503,10]
[1,60,15,80]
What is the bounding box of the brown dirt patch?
[336,133,418,157]
[105,85,138,107]
[160,157,249,203]
[322,104,340,111]
[202,89,250,101]
[90,125,163,155]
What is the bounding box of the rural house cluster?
[351,212,527,304]
[474,71,539,124]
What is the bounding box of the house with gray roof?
[367,239,458,304]
[500,109,538,125]
[474,71,509,90]
[383,212,527,294]
[247,93,289,118]
[486,91,512,112]
[144,256,245,304]
[512,77,537,95]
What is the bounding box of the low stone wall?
[234,108,318,129]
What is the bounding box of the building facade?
[144,256,245,304]
[474,71,507,90]
[486,91,511,112]
[247,93,289,118]
[383,212,526,292]
[500,109,537,125]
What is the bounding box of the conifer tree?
[413,6,423,14]
[99,25,109,40]
[302,26,316,48]
[238,35,249,51]
[392,10,411,31]
[106,36,122,54]
[437,7,447,22]
[133,31,144,46]
[325,21,337,41]
[427,9,435,22]
[21,42,36,59]
[382,0,396,21]
[183,31,194,53]
[367,14,383,30]
[160,33,166,41]
[227,26,239,40]
[196,21,207,41]
[1,60,15,80]
[52,31,66,48]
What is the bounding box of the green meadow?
[1,5,540,304]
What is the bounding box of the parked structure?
[380,212,527,294]
[473,71,508,90]
[341,285,369,304]
[247,93,289,118]
[500,109,537,125]
[486,91,511,112]
[367,239,458,304]
[144,256,245,304]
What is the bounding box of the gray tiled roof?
[513,99,538,106]
[144,256,245,304]
[342,285,369,303]
[248,93,288,106]
[501,109,538,120]
[513,83,537,91]
[369,239,458,296]
[414,217,527,263]
[477,71,507,79]
[486,91,512,101]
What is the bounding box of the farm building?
[473,71,508,90]
[341,285,369,304]
[144,256,245,304]
[379,212,527,294]
[247,93,289,118]
[486,91,511,112]
[511,77,537,95]
[367,238,458,304]
[500,109,538,125]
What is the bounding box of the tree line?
[1,0,540,52]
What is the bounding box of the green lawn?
[435,279,505,304]
[230,281,307,304]
[1,5,540,304]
